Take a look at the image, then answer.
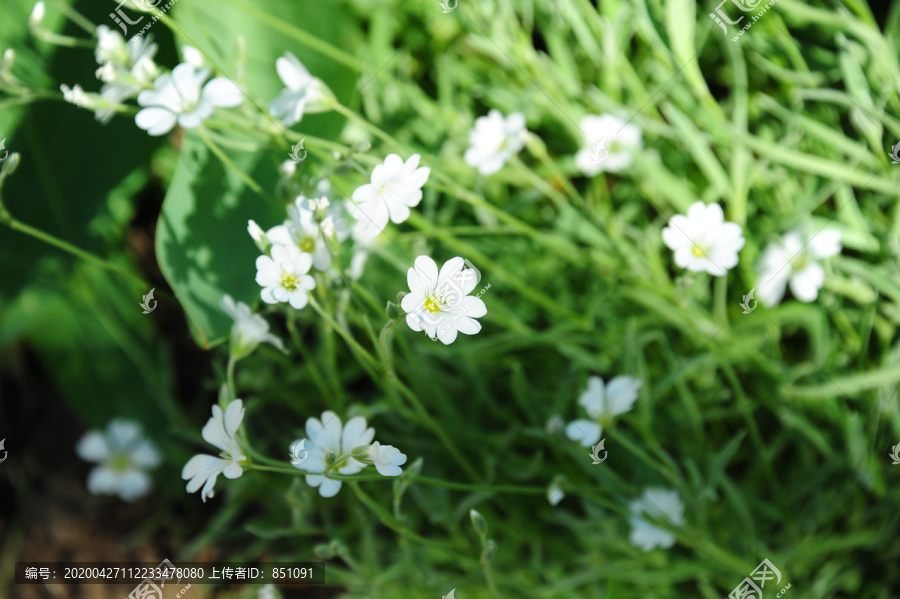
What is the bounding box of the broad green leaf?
[155,129,282,348]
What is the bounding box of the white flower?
[92,26,159,123]
[349,154,430,239]
[292,411,375,498]
[269,52,332,126]
[628,488,684,551]
[220,294,286,359]
[266,197,334,271]
[95,25,156,71]
[366,441,407,476]
[757,228,841,307]
[181,400,246,502]
[76,419,161,501]
[136,63,242,136]
[574,114,642,175]
[565,376,642,447]
[400,256,487,344]
[661,201,745,277]
[579,375,642,420]
[464,110,527,175]
[255,244,316,309]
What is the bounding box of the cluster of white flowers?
[76,419,161,501]
[250,192,371,308]
[565,375,642,447]
[58,27,341,135]
[291,411,407,498]
[59,25,161,123]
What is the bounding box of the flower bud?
[481,540,496,565]
[470,509,488,538]
[351,140,371,154]
[385,301,401,321]
[247,219,271,254]
[29,2,45,31]
[350,444,373,464]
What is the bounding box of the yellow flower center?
[299,237,315,253]
[791,252,810,273]
[691,244,707,258]
[424,296,441,313]
[281,273,300,290]
[110,454,131,471]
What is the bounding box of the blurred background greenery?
[2,0,900,598]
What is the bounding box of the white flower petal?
[76,431,109,462]
[564,419,602,447]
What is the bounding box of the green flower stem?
[514,145,587,210]
[196,126,266,197]
[289,299,480,480]
[2,217,156,294]
[225,355,237,400]
[248,464,543,495]
[331,105,593,271]
[33,30,96,48]
[405,211,588,327]
[51,0,97,33]
[713,276,728,324]
[217,0,363,72]
[347,482,480,568]
[285,311,334,403]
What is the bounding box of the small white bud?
[29,2,45,30]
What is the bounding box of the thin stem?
[3,218,155,292]
[226,355,237,400]
[196,126,264,195]
[248,464,542,494]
